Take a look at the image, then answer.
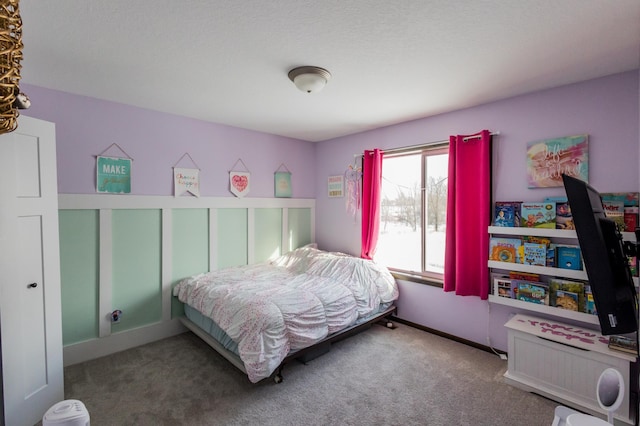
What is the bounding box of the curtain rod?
[355,131,500,157]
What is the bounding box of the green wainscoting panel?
[171,208,209,318]
[112,209,162,332]
[217,208,247,268]
[58,210,99,345]
[288,208,312,251]
[254,208,282,263]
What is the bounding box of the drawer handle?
[27,282,37,289]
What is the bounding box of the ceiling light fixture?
[288,66,331,94]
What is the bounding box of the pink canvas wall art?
[527,134,589,188]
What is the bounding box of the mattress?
[183,301,395,359]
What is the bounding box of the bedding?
[173,246,398,383]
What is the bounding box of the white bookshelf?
[488,226,637,324]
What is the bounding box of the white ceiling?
[18,1,640,142]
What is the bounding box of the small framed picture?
[274,171,292,198]
[328,175,344,198]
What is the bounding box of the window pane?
[376,154,422,272]
[424,153,448,274]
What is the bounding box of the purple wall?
[315,70,640,350]
[21,85,317,198]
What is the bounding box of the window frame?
[378,143,449,285]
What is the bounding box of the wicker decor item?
[0,0,23,134]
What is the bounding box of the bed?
[173,245,399,383]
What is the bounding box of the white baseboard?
[63,318,187,367]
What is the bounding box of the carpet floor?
[63,322,560,425]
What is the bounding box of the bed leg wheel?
[274,373,283,384]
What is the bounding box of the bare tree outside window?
[427,176,447,232]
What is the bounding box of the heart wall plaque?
[229,171,250,197]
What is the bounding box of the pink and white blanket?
[173,246,398,382]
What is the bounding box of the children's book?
[489,237,522,263]
[493,277,513,298]
[624,206,638,232]
[494,201,521,227]
[628,256,638,277]
[585,285,596,314]
[521,202,556,228]
[508,271,540,282]
[555,201,574,230]
[608,192,640,231]
[603,192,639,207]
[523,235,551,246]
[601,193,625,233]
[608,334,638,355]
[523,242,546,266]
[549,278,585,312]
[494,203,514,227]
[515,281,549,305]
[510,280,520,300]
[554,290,579,311]
[556,245,582,270]
[523,236,554,267]
[547,244,556,268]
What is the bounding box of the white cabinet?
[504,314,635,424]
[0,116,64,426]
[487,226,637,325]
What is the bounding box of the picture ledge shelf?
[488,294,600,326]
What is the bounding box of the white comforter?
[173,246,398,382]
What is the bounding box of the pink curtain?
[361,149,383,259]
[444,130,491,299]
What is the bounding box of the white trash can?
[42,399,90,426]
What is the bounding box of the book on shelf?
[628,256,638,277]
[624,206,638,232]
[522,236,554,266]
[514,280,549,305]
[601,193,626,233]
[555,201,574,230]
[523,242,546,266]
[547,244,556,267]
[553,289,579,311]
[489,237,522,263]
[608,334,638,355]
[521,202,556,228]
[510,280,520,300]
[548,278,585,312]
[544,197,573,230]
[508,271,540,281]
[617,192,640,207]
[602,192,639,231]
[556,244,582,270]
[493,277,513,298]
[494,201,521,227]
[584,285,596,314]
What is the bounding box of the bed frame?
[179,304,397,383]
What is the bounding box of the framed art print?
[328,175,344,197]
[230,171,250,197]
[174,167,200,197]
[96,156,131,194]
[527,134,588,188]
[274,171,292,198]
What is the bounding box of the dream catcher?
[345,158,362,219]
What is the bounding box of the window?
[374,145,449,280]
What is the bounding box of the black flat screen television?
[562,174,638,336]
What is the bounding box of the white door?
[0,116,64,426]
